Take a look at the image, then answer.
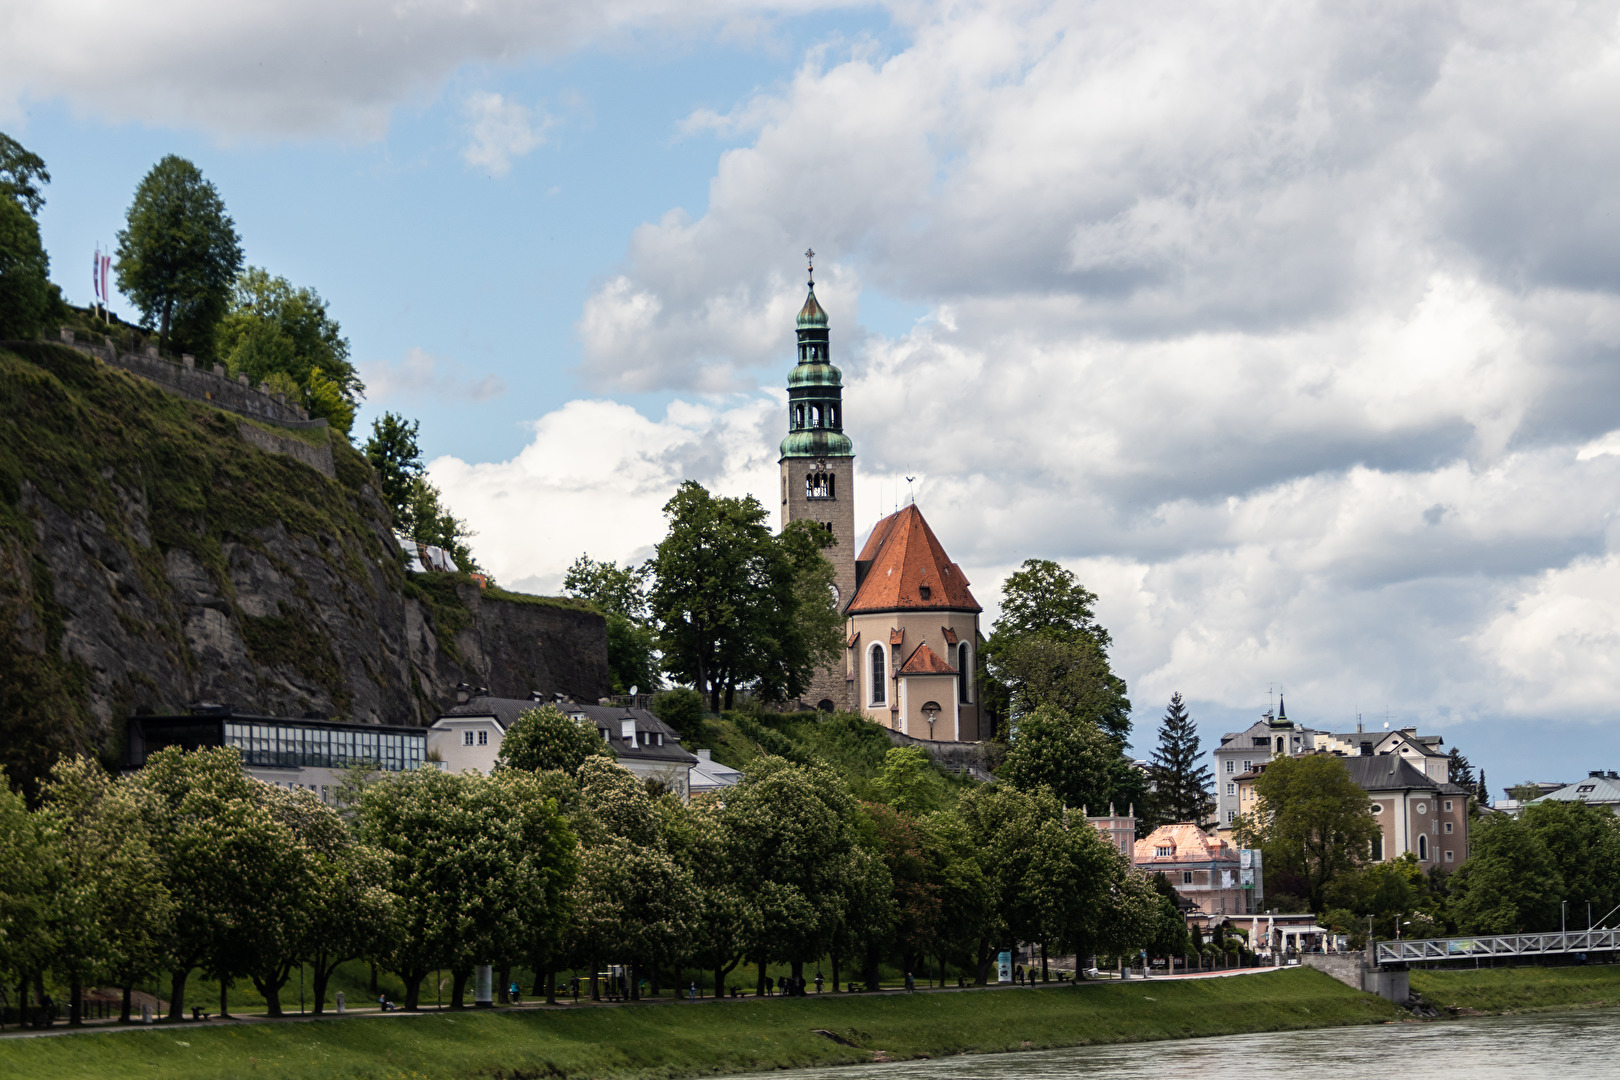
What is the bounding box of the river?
[733,1010,1620,1080]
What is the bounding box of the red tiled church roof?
[898,642,956,675]
[846,505,981,615]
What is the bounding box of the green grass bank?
[1412,964,1620,1014]
[0,969,1394,1080]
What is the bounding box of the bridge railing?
[1374,928,1619,965]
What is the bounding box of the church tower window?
[870,644,886,704]
[959,643,972,702]
[806,472,834,499]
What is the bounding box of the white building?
[435,692,700,798]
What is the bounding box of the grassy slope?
[0,969,1395,1080]
[1412,964,1620,1013]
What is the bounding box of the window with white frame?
[1226,760,1234,774]
[1154,845,1172,857]
[870,644,886,705]
[1444,821,1453,834]
[477,730,488,746]
[1226,782,1235,795]
[1242,760,1252,772]
[1418,834,1429,860]
[1182,871,1193,884]
[463,731,474,746]
[1443,800,1453,811]
[1226,810,1235,822]
[1444,850,1454,862]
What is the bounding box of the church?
[778,254,984,742]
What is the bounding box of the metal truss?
[1375,929,1619,965]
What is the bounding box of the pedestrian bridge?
[1375,928,1619,965]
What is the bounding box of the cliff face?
[0,343,608,794]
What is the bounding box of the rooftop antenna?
[906,476,916,505]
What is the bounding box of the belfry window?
[806,472,835,499]
[810,405,822,427]
[870,644,886,704]
[793,405,805,428]
[828,406,837,428]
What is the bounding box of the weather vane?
[805,247,815,285]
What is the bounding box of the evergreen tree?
[1146,692,1214,826]
[1447,747,1474,788]
[1475,769,1490,807]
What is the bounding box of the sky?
[8,0,1620,790]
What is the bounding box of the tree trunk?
[312,957,337,1016]
[120,984,132,1024]
[974,938,994,986]
[589,957,600,1002]
[450,969,470,1009]
[169,968,189,1022]
[862,943,880,991]
[790,959,804,995]
[648,959,660,997]
[756,953,767,996]
[219,973,230,1020]
[251,967,288,1018]
[370,964,379,996]
[939,952,947,987]
[1041,941,1049,982]
[403,969,424,1011]
[831,949,840,993]
[498,964,510,1005]
[70,975,82,1026]
[546,969,556,1006]
[159,298,173,354]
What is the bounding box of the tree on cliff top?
[116,155,242,358]
[0,132,50,216]
[215,267,362,433]
[363,411,482,573]
[564,556,658,695]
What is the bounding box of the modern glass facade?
[223,720,424,772]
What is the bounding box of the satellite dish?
[629,685,639,698]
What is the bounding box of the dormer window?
[918,584,932,600]
[1154,845,1172,857]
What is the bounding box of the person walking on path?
[905,972,915,993]
[815,971,824,994]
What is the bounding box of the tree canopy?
[215,267,361,433]
[1234,754,1379,911]
[0,132,50,216]
[649,482,840,711]
[362,411,480,571]
[0,196,51,340]
[115,155,243,356]
[497,705,616,776]
[565,556,658,694]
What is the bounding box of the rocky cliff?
[0,342,609,795]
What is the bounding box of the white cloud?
[535,0,1620,750]
[361,347,507,402]
[0,0,857,137]
[425,395,779,594]
[462,93,554,176]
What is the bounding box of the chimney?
[697,749,712,761]
[455,682,471,705]
[620,718,637,743]
[529,689,545,701]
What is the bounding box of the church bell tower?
[780,249,857,619]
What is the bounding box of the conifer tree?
[1447,747,1474,788]
[1475,769,1490,807]
[1146,692,1214,826]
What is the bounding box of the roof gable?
[848,505,980,614]
[898,642,956,675]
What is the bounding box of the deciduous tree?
[1234,754,1379,911]
[0,197,50,339]
[497,704,615,776]
[115,155,242,356]
[565,556,658,694]
[998,704,1141,816]
[0,133,50,215]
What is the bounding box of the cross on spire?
[805,247,816,285]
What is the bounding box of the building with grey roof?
[434,691,699,798]
[1526,771,1620,815]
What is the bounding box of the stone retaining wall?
[57,328,327,430]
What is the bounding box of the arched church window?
[959,643,971,703]
[870,644,886,704]
[810,405,821,427]
[828,406,837,428]
[794,405,804,428]
[807,473,834,500]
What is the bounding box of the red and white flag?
[101,254,111,305]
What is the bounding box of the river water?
[736,1011,1620,1080]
